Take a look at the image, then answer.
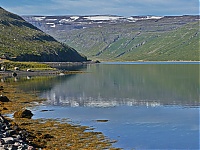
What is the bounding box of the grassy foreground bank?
[0,60,55,71]
[0,77,120,149]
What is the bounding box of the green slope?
[52,17,199,61]
[118,22,199,61]
[0,7,87,62]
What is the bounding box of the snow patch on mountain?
[148,16,163,19]
[59,19,71,23]
[34,16,46,21]
[46,19,58,21]
[83,16,123,21]
[70,16,79,20]
[128,16,163,21]
[59,16,79,23]
[46,22,56,28]
[50,24,56,28]
[46,23,54,25]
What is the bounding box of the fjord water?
[20,62,199,149]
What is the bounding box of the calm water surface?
[16,62,199,150]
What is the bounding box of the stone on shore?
[13,109,33,119]
[0,114,34,149]
[0,96,10,102]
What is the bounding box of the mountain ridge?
[0,7,87,62]
[23,14,199,61]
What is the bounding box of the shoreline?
[0,80,120,149]
[99,60,200,63]
[0,60,198,77]
[0,60,99,77]
[0,70,87,78]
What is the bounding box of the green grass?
[0,7,86,62]
[1,60,54,71]
[55,18,199,61]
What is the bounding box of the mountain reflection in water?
[15,63,199,107]
[12,62,199,150]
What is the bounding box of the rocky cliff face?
[0,7,87,62]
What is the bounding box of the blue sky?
[0,0,199,16]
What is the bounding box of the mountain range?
[23,15,199,61]
[0,7,87,62]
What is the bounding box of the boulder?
[26,69,33,72]
[95,60,100,63]
[13,109,33,119]
[12,72,17,77]
[14,67,19,71]
[0,96,10,102]
[1,137,15,144]
[0,86,4,91]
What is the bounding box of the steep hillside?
[24,15,199,61]
[0,7,87,62]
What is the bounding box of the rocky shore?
[0,114,34,150]
[0,81,120,149]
